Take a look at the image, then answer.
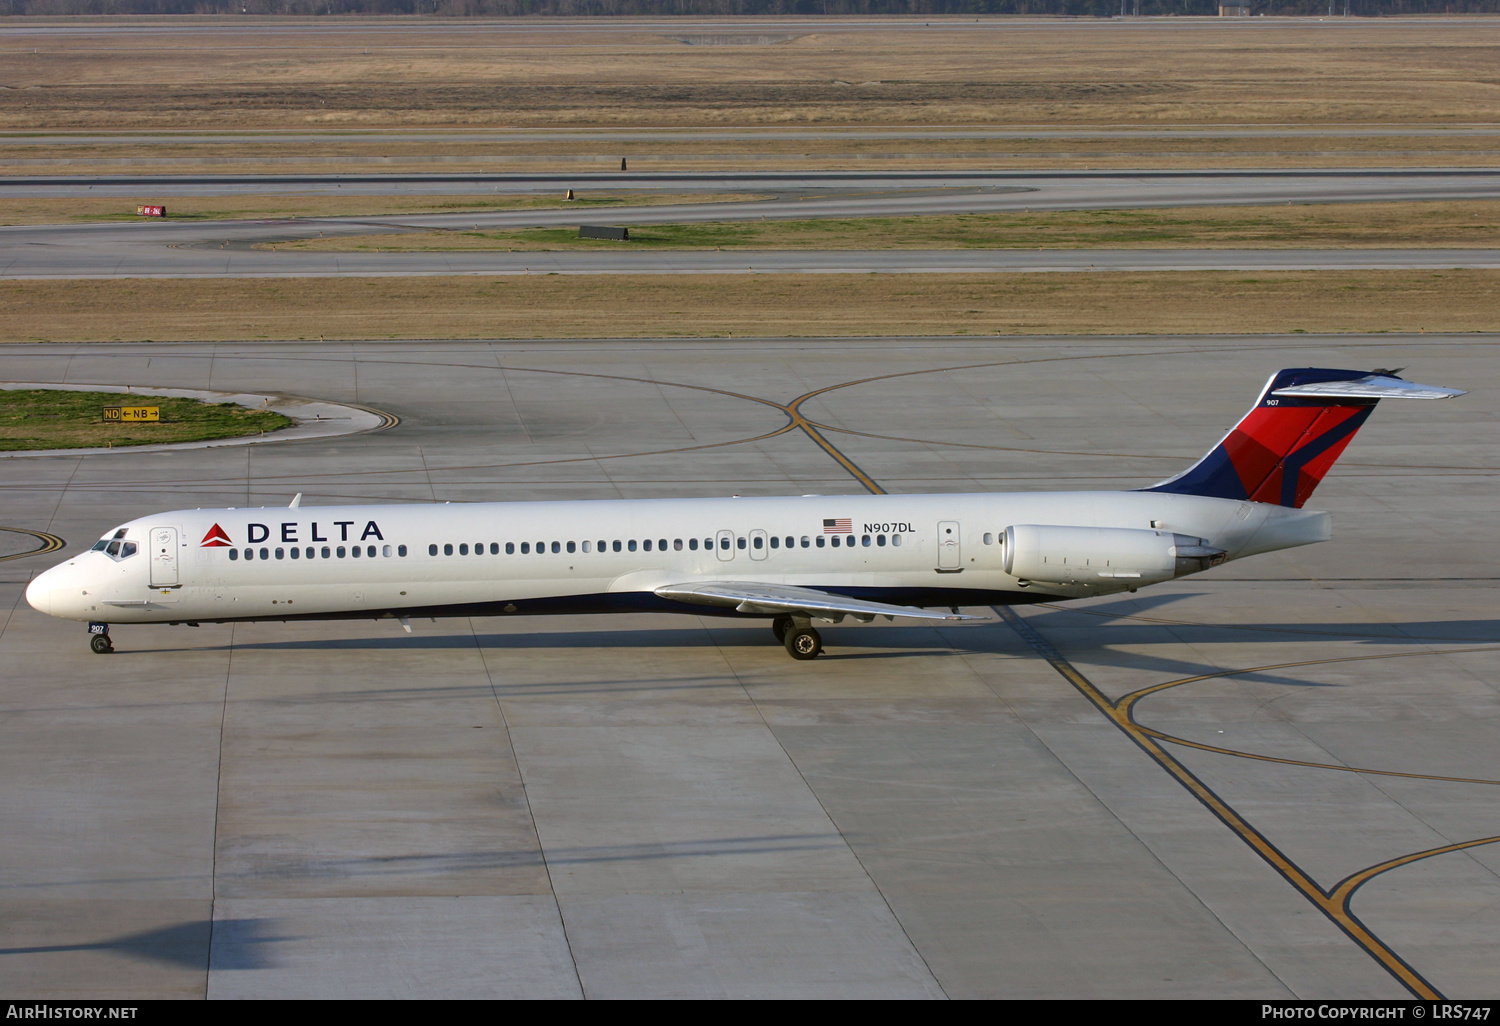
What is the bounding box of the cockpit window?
[100,540,138,561]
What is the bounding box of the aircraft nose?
[24,572,52,615]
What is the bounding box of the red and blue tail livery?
[1146,368,1465,508]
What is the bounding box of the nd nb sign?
[103,406,160,423]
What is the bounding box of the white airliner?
[25,368,1463,660]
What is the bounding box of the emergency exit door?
[150,526,179,586]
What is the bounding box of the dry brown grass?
[4,19,1500,132]
[260,200,1500,252]
[4,133,1499,176]
[1,271,1494,342]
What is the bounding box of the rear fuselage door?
[150,526,179,586]
[937,521,961,570]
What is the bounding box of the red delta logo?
[200,524,232,548]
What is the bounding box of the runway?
[5,169,1500,279]
[1,335,1496,998]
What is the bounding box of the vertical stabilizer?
[1144,368,1463,508]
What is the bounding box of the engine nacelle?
[1002,524,1225,586]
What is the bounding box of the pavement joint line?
[708,618,950,998]
[468,617,586,999]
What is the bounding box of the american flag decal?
[822,518,852,534]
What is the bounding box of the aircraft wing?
[654,581,985,623]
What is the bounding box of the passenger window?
[229,549,238,561]
[383,545,392,557]
[567,541,576,554]
[369,546,378,558]
[488,543,498,554]
[658,539,667,551]
[551,541,560,554]
[737,537,746,550]
[536,541,544,554]
[643,539,652,552]
[770,536,779,549]
[306,547,315,559]
[335,546,345,558]
[830,536,840,548]
[244,548,253,561]
[260,548,269,560]
[398,545,407,557]
[689,538,699,551]
[459,543,468,555]
[877,534,886,546]
[521,543,530,554]
[983,533,993,545]
[582,541,591,553]
[352,546,361,558]
[753,536,763,549]
[443,543,453,556]
[801,537,809,548]
[628,540,638,552]
[816,537,825,548]
[324,547,333,558]
[892,535,902,547]
[429,544,438,556]
[598,540,606,552]
[786,536,794,548]
[275,548,285,559]
[863,535,872,547]
[705,538,714,550]
[613,540,622,552]
[506,542,515,554]
[674,539,683,551]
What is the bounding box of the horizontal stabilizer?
[655,581,982,623]
[1272,375,1466,401]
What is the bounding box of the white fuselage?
[25,490,1329,626]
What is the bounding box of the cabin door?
[937,521,961,570]
[715,529,735,561]
[150,526,180,586]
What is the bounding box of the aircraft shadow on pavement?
[0,918,291,971]
[115,591,1500,686]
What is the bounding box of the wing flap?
[655,581,982,623]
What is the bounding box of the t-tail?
[1144,368,1465,509]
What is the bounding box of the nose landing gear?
[88,622,113,655]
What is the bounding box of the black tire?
[784,626,822,660]
[771,614,793,643]
[90,634,112,655]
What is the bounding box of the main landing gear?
[88,622,113,655]
[771,614,823,660]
